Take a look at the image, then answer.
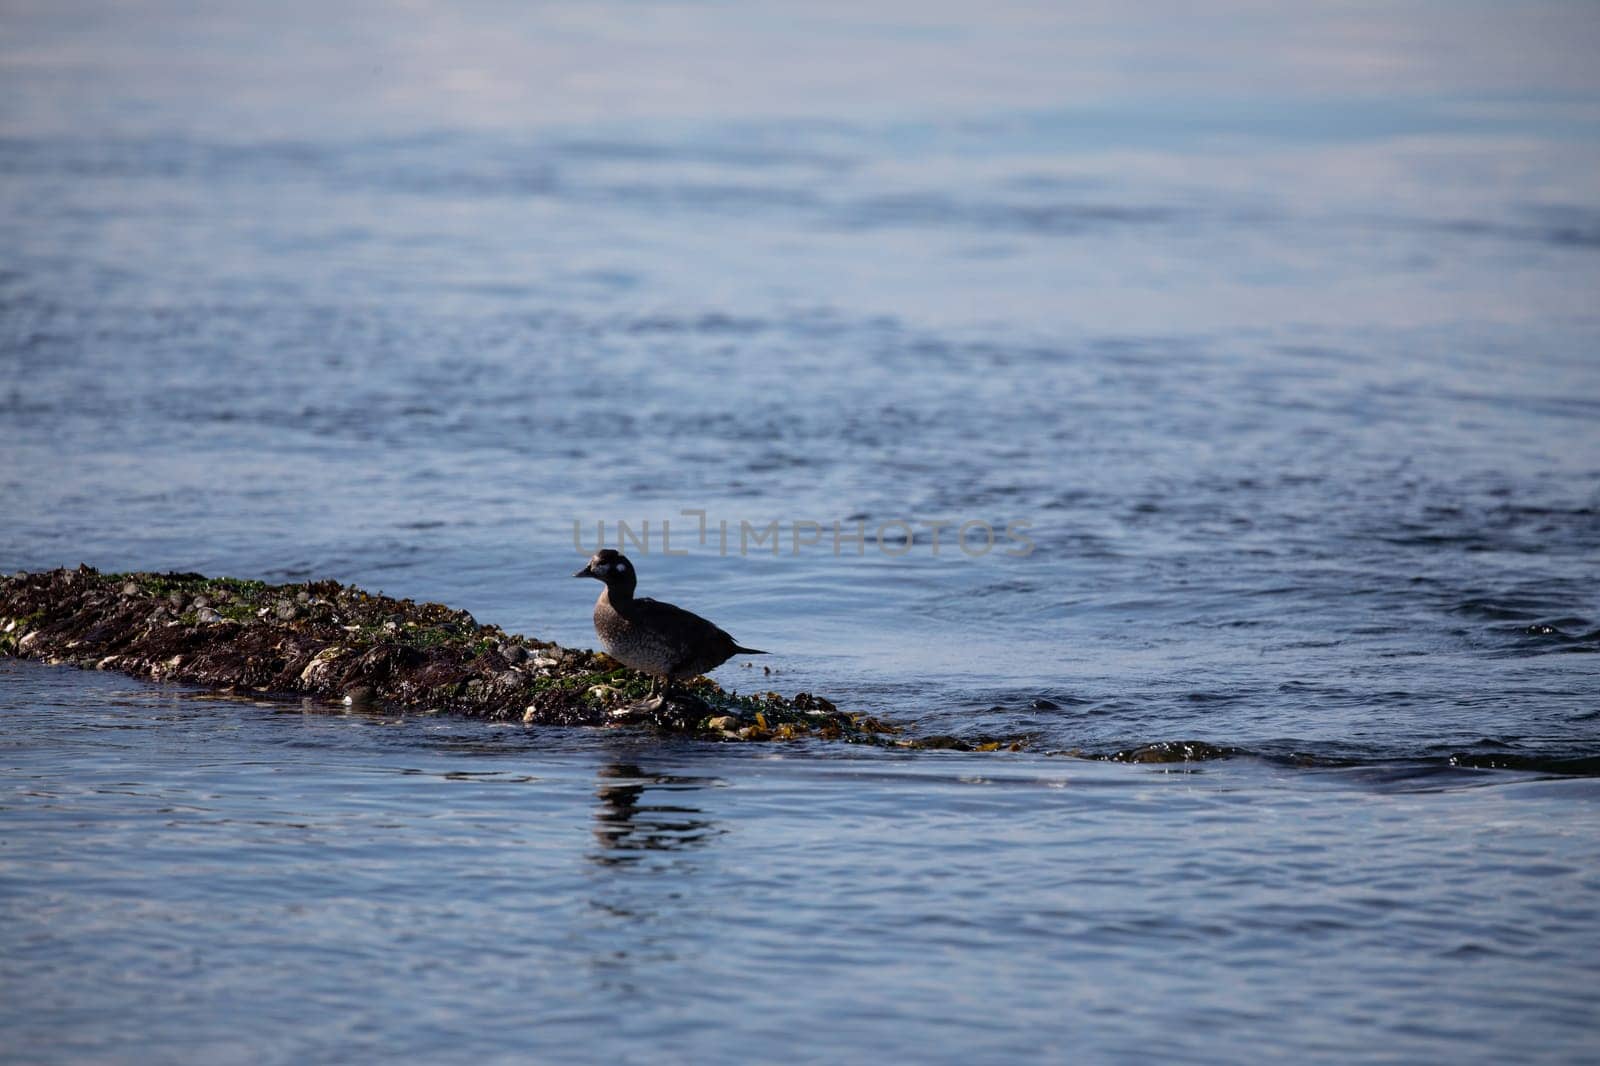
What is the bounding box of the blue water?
[3,2,1600,1061]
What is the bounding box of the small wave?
[833,191,1179,236]
[1029,738,1600,778]
[1430,205,1600,251]
[1446,752,1600,775]
[1451,598,1547,621]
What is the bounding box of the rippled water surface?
[5,660,1599,1065]
[3,1,1600,1061]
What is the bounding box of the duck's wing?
[631,595,768,668]
[629,596,734,648]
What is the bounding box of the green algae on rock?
[0,566,901,743]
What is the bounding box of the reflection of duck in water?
[574,550,765,701]
[591,763,720,864]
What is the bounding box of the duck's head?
[574,549,636,591]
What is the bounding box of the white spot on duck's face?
[615,561,629,572]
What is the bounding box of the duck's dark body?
[575,550,764,685]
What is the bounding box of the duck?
[574,549,765,698]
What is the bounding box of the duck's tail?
[732,645,767,655]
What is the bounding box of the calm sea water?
[3,2,1599,1062]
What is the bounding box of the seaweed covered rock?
[0,566,901,743]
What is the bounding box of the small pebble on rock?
[121,582,140,597]
[296,591,311,604]
[498,643,530,664]
[195,607,223,623]
[167,592,186,608]
[274,601,299,621]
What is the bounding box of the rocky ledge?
[3,567,1261,761]
[0,566,909,744]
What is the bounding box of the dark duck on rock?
[574,549,765,699]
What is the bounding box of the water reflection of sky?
[2,0,1597,756]
[6,2,1599,136]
